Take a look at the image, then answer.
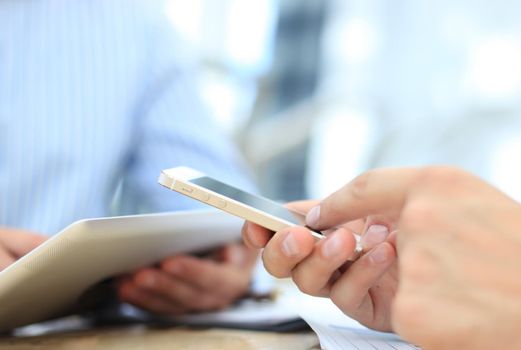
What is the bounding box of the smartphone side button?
[180,186,194,194]
[200,193,211,201]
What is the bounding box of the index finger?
[306,168,420,230]
[286,200,320,213]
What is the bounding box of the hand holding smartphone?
[158,166,324,239]
[159,166,363,257]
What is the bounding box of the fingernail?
[281,232,300,257]
[369,244,389,264]
[361,224,389,249]
[323,231,343,258]
[306,206,321,227]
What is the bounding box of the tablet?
[0,209,243,331]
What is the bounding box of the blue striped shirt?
[0,0,252,235]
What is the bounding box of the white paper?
[304,319,420,350]
[167,297,301,327]
[282,289,420,350]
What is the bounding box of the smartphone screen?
[188,176,308,227]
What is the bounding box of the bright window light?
[466,36,521,101]
[165,0,204,43]
[490,137,521,203]
[335,17,379,65]
[307,105,375,198]
[225,0,277,73]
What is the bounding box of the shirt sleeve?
[118,2,254,214]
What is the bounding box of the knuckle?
[348,170,374,201]
[414,166,468,190]
[320,171,375,225]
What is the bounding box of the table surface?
[0,325,321,350]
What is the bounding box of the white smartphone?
[158,166,324,239]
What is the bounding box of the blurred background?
[166,0,521,202]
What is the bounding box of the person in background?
[243,166,521,350]
[0,0,257,316]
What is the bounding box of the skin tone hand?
[242,200,398,331]
[0,228,47,271]
[116,242,258,315]
[304,166,521,350]
[0,228,258,316]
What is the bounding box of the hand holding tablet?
[0,210,244,331]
